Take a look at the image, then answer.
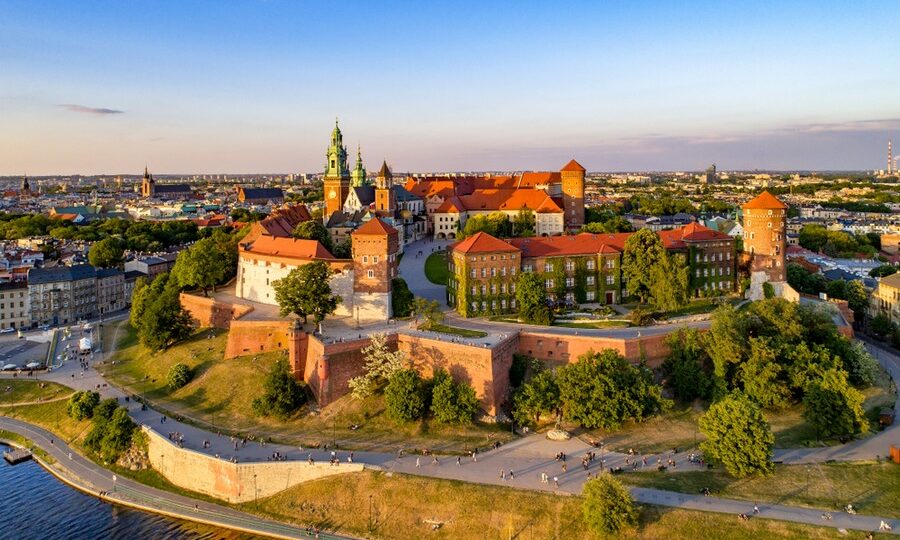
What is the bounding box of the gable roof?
[452,232,520,254]
[239,187,284,201]
[561,159,586,172]
[743,191,788,210]
[353,217,397,236]
[249,204,312,239]
[241,236,335,260]
[350,185,376,205]
[457,189,562,213]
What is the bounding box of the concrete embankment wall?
[144,427,363,503]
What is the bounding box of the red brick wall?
[516,331,669,368]
[223,320,294,359]
[180,293,254,329]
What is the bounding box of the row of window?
[695,252,731,262]
[470,299,517,312]
[470,282,517,295]
[470,253,517,261]
[470,266,517,278]
[0,292,26,299]
[695,266,731,277]
[545,275,616,289]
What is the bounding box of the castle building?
[235,204,398,322]
[741,191,788,284]
[140,166,193,200]
[323,121,352,218]
[448,222,735,316]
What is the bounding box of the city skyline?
[2,1,899,174]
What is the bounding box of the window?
[606,275,614,285]
[363,255,369,263]
[491,285,497,294]
[511,283,516,293]
[373,256,379,263]
[523,264,533,273]
[491,268,497,277]
[544,263,552,273]
[501,299,507,308]
[471,302,478,311]
[470,269,477,278]
[481,268,487,278]
[545,279,554,289]
[501,284,506,293]
[471,286,477,295]
[586,260,595,270]
[481,285,487,295]
[696,269,701,277]
[586,291,595,301]
[586,276,594,285]
[367,270,374,278]
[606,259,615,269]
[501,267,507,277]
[565,261,574,272]
[565,277,574,287]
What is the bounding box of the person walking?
[509,469,515,480]
[415,457,421,468]
[456,456,461,466]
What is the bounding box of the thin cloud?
[58,104,124,115]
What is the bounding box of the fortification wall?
[517,331,669,368]
[223,320,294,359]
[180,293,254,329]
[143,426,363,503]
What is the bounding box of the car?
[0,328,14,334]
[39,324,51,331]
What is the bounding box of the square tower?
[560,159,586,229]
[351,217,399,319]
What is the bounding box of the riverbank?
[0,417,348,540]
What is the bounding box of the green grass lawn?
[424,251,449,285]
[421,323,488,338]
[620,461,900,519]
[245,470,886,540]
[100,321,513,453]
[553,320,632,329]
[2,396,92,445]
[0,379,73,405]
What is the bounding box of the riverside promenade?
[0,416,354,540]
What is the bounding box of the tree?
[582,475,638,538]
[737,339,791,409]
[292,220,333,253]
[391,278,415,317]
[430,369,480,424]
[171,235,233,296]
[347,333,406,398]
[167,363,193,390]
[384,369,427,422]
[699,392,774,478]
[273,261,340,325]
[762,281,775,299]
[662,328,712,401]
[413,297,443,328]
[511,370,560,426]
[841,340,878,388]
[88,237,125,268]
[332,238,352,259]
[136,275,195,351]
[516,272,552,325]
[870,312,893,338]
[622,228,666,303]
[845,280,869,324]
[252,358,306,419]
[803,368,868,439]
[84,401,136,463]
[649,253,689,311]
[66,391,100,421]
[869,264,897,278]
[512,208,535,237]
[556,349,669,429]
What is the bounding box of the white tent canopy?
[79,337,92,352]
[25,362,40,369]
[2,364,16,370]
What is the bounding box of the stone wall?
[180,293,254,329]
[143,426,363,503]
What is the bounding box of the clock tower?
[323,119,351,219]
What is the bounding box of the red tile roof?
[457,189,562,213]
[452,232,520,254]
[353,217,397,236]
[242,236,335,260]
[561,159,586,172]
[435,197,464,213]
[742,191,787,210]
[249,204,313,240]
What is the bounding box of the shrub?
[252,358,307,419]
[384,369,426,422]
[629,308,655,327]
[166,363,193,390]
[391,278,415,317]
[84,401,136,463]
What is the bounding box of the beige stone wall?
[144,426,363,503]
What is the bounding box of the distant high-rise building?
[705,164,717,184]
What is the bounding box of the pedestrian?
[500,469,505,480]
[432,455,438,465]
[416,457,421,468]
[348,452,354,463]
[456,456,461,466]
[509,469,514,480]
[553,476,559,488]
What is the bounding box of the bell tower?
[323,119,351,218]
[374,161,396,217]
[141,166,155,198]
[351,145,367,187]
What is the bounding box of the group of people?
[166,431,185,448]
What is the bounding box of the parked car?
[0,328,15,334]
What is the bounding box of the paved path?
[398,237,453,303]
[0,416,353,540]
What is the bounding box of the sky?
[1,1,899,174]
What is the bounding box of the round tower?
[741,191,787,282]
[560,159,586,229]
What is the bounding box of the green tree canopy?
[511,369,560,426]
[131,273,195,351]
[649,253,689,311]
[802,368,868,440]
[699,392,774,478]
[66,391,100,421]
[272,261,341,325]
[88,237,126,268]
[458,212,512,239]
[252,358,306,419]
[430,369,480,424]
[171,233,236,296]
[581,475,638,537]
[384,368,427,422]
[292,220,334,253]
[512,208,535,237]
[167,363,193,390]
[622,228,666,303]
[391,278,415,317]
[516,271,552,325]
[556,349,669,429]
[662,328,712,401]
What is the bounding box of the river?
[0,443,255,539]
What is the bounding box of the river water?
[0,443,254,540]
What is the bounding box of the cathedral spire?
[351,143,367,187]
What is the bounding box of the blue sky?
[1,1,898,174]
